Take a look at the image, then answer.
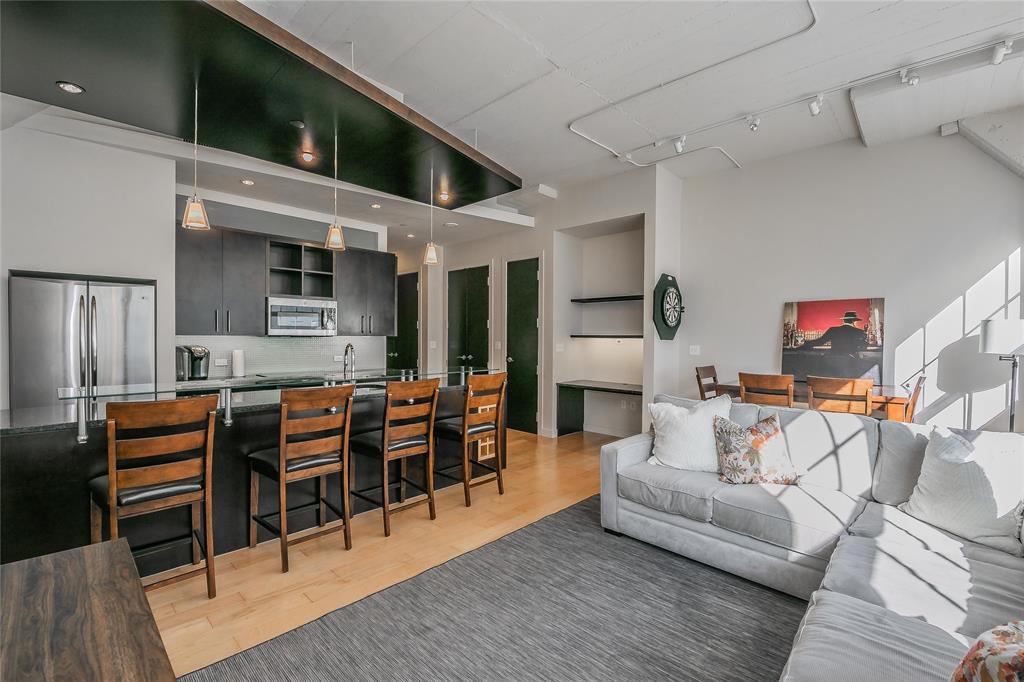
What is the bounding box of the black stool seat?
[248,448,340,479]
[88,475,202,508]
[434,417,496,440]
[350,431,428,457]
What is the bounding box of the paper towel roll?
[231,349,246,378]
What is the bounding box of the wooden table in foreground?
[716,379,910,421]
[1,538,174,681]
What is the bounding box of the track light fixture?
[991,40,1014,65]
[673,136,686,154]
[899,68,920,86]
[746,116,760,132]
[808,94,824,117]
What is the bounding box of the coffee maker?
[175,345,210,380]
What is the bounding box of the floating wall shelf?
[570,295,643,304]
[570,334,643,339]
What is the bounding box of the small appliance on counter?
[176,345,210,380]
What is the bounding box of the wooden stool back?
[383,378,440,460]
[738,372,795,407]
[462,372,506,437]
[695,365,719,400]
[807,376,874,415]
[278,385,355,477]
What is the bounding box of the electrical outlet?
[689,345,701,356]
[214,358,228,367]
[334,355,344,362]
[620,400,628,409]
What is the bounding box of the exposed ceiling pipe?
[622,145,742,170]
[617,30,1024,166]
[568,0,819,161]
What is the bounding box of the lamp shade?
[979,319,1024,355]
[181,195,210,230]
[324,223,346,251]
[422,241,439,266]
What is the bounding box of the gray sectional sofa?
[600,394,1024,680]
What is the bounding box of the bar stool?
[89,394,219,599]
[434,372,507,507]
[350,378,439,537]
[248,384,355,573]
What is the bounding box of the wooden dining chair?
[695,365,720,400]
[434,372,507,507]
[807,376,874,415]
[738,372,795,407]
[904,375,926,422]
[248,385,355,573]
[89,394,219,598]
[350,378,440,537]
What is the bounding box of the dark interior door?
[175,227,222,335]
[506,258,539,433]
[221,230,267,335]
[335,249,369,335]
[447,265,489,379]
[387,273,418,372]
[365,250,397,336]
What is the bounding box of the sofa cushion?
[873,420,932,505]
[618,462,729,522]
[648,395,732,472]
[899,428,1024,556]
[822,535,1024,639]
[713,414,798,484]
[850,501,1024,571]
[653,394,759,428]
[759,406,878,499]
[711,483,866,559]
[781,590,967,681]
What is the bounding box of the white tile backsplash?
[175,335,387,378]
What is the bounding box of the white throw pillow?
[899,428,1024,556]
[648,395,732,472]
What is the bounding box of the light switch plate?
[333,355,344,362]
[495,341,502,349]
[429,340,437,349]
[689,345,701,356]
[555,343,565,352]
[214,358,228,367]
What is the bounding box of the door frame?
[443,259,494,375]
[503,248,547,436]
[394,269,421,373]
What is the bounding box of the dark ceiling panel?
[0,0,521,207]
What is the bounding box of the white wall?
[1,127,176,408]
[676,134,1024,431]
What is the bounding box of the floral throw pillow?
[713,414,798,485]
[951,620,1024,682]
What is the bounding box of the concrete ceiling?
[243,0,1024,187]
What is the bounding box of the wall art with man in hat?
[781,298,884,383]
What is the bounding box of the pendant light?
[324,130,346,251]
[181,84,211,230]
[422,165,439,266]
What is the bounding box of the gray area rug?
[181,496,807,681]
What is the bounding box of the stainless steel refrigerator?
[8,273,156,416]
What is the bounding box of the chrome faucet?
[343,343,356,381]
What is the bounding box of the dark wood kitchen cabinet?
[335,248,397,336]
[176,227,267,336]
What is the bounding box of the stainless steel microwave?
[266,297,337,336]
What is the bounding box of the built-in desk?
[556,380,643,436]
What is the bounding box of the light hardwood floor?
[149,430,614,676]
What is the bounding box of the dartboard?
[663,287,682,327]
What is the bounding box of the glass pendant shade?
[422,241,439,266]
[181,195,211,230]
[324,223,346,251]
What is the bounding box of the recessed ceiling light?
[300,151,315,163]
[406,233,415,239]
[56,81,84,94]
[289,120,305,129]
[240,179,255,186]
[443,221,458,227]
[370,203,381,209]
[438,191,450,202]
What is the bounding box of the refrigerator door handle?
[90,295,98,395]
[78,295,87,387]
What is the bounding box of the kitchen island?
[1,370,505,576]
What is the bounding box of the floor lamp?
[979,319,1024,432]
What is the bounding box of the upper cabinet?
[335,248,397,336]
[176,227,267,336]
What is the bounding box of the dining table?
[715,379,911,421]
